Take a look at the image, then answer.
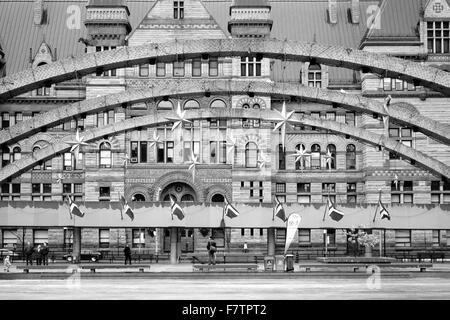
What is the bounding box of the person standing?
[36,244,42,265]
[124,244,132,265]
[243,242,248,253]
[25,242,34,266]
[206,237,217,265]
[41,243,49,266]
[3,255,12,272]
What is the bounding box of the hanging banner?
[284,213,301,255]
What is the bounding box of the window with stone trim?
[278,144,286,170]
[173,1,184,19]
[427,21,450,54]
[2,229,18,248]
[192,58,201,77]
[156,62,166,77]
[209,57,218,76]
[391,180,413,204]
[240,57,262,77]
[99,142,112,168]
[1,112,10,129]
[389,125,413,160]
[1,146,10,167]
[347,182,357,203]
[308,63,322,88]
[310,144,321,169]
[325,229,336,247]
[157,141,174,163]
[432,230,441,247]
[322,183,336,203]
[63,228,73,250]
[383,78,415,91]
[346,144,356,170]
[132,229,146,248]
[245,142,258,168]
[298,229,311,245]
[173,61,185,77]
[139,64,149,77]
[33,229,48,246]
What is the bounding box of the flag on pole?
[327,198,344,222]
[67,196,84,218]
[284,213,301,255]
[120,194,134,221]
[170,195,184,220]
[274,196,287,222]
[224,197,239,218]
[379,200,391,220]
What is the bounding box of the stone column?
[170,227,178,264]
[267,228,275,256]
[73,227,82,263]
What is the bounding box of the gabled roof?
[231,0,270,8]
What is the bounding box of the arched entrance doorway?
[161,182,197,253]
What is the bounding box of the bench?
[300,262,432,273]
[80,264,151,273]
[193,263,258,272]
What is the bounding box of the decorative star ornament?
[324,148,334,171]
[226,134,238,158]
[186,151,200,182]
[123,153,130,168]
[165,101,192,132]
[257,153,270,169]
[289,145,310,171]
[268,101,300,147]
[66,129,89,162]
[149,131,161,148]
[393,173,399,189]
[56,173,64,184]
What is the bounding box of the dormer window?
[427,21,450,54]
[174,1,184,19]
[308,64,322,88]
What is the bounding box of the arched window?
[211,194,225,203]
[132,193,146,202]
[308,64,322,88]
[1,146,10,167]
[12,147,21,162]
[32,146,41,170]
[181,194,194,202]
[326,144,336,170]
[310,144,321,169]
[346,144,356,170]
[184,100,200,109]
[99,142,111,168]
[245,142,258,168]
[295,144,309,170]
[210,99,226,108]
[253,103,260,109]
[278,144,286,170]
[157,100,173,110]
[242,103,250,109]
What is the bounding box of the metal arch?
[1,80,449,147]
[1,109,449,182]
[1,38,450,100]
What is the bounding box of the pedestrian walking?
[25,242,34,266]
[124,244,132,265]
[243,242,248,253]
[206,237,217,265]
[41,243,49,266]
[3,255,12,272]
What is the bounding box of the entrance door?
[180,228,194,253]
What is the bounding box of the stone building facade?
[0,0,450,262]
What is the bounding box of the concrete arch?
[0,109,450,182]
[3,38,450,100]
[1,80,449,148]
[1,109,450,182]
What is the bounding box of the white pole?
[379,229,382,257]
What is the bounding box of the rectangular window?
[156,62,165,77]
[157,142,165,163]
[12,184,20,194]
[32,183,40,194]
[63,183,72,194]
[99,229,110,248]
[219,141,226,164]
[132,229,146,248]
[432,230,440,247]
[139,64,149,77]
[107,110,115,124]
[210,141,217,163]
[1,113,10,129]
[33,229,48,246]
[42,183,51,194]
[173,1,184,19]
[1,183,8,193]
[15,112,23,124]
[276,183,286,194]
[140,142,148,163]
[130,141,138,162]
[166,141,174,163]
[297,195,310,204]
[240,57,261,77]
[427,21,450,54]
[298,229,311,244]
[322,183,336,193]
[395,229,411,247]
[99,187,110,198]
[2,229,18,247]
[345,112,355,126]
[209,58,218,77]
[74,183,83,194]
[326,229,336,246]
[192,58,201,77]
[173,61,185,77]
[383,78,392,91]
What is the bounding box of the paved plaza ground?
[1,262,450,300]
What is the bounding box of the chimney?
[351,0,360,24]
[328,0,338,24]
[33,0,44,25]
